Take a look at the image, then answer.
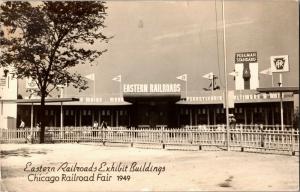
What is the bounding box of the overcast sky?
[19,1,299,97]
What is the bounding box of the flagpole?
[222,0,230,151]
[93,78,95,101]
[279,73,283,130]
[185,80,187,99]
[211,75,214,94]
[119,81,122,98]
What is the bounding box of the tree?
[0,1,110,143]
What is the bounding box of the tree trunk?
[39,91,46,143]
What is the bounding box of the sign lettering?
[235,52,257,63]
[123,84,181,93]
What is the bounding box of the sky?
[19,0,299,97]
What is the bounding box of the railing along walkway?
[0,125,298,155]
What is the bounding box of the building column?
[195,109,198,126]
[272,107,275,125]
[244,108,247,124]
[60,102,63,138]
[116,110,119,127]
[189,108,192,126]
[98,109,101,125]
[54,110,57,127]
[213,108,216,125]
[128,109,131,127]
[264,107,268,125]
[110,109,113,127]
[207,108,210,125]
[177,107,180,127]
[251,108,254,124]
[92,109,94,125]
[74,108,77,128]
[79,109,82,127]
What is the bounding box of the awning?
[256,86,299,94]
[16,98,79,103]
[123,92,181,102]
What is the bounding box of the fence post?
[240,124,244,152]
[291,128,295,156]
[161,126,165,149]
[130,127,133,147]
[260,124,265,149]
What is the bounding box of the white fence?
[0,125,299,155]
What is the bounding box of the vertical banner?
[235,52,259,90]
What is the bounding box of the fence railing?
[0,125,299,155]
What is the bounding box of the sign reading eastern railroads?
[123,84,181,93]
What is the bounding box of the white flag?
[202,72,214,80]
[85,73,95,81]
[112,75,121,82]
[260,67,272,75]
[57,83,67,88]
[229,71,238,77]
[26,77,38,89]
[176,74,187,81]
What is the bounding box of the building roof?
[123,92,181,102]
[14,89,296,106]
[257,86,299,94]
[16,98,79,103]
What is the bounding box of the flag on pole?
[112,75,121,82]
[176,74,187,81]
[85,73,95,81]
[202,72,214,80]
[57,83,67,88]
[26,77,38,89]
[229,71,238,77]
[259,67,272,75]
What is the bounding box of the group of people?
[92,121,108,137]
[19,119,41,130]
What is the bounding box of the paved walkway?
[1,143,299,191]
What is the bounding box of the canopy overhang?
[16,98,79,103]
[123,92,181,103]
[256,86,299,94]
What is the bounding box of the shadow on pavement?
[1,148,50,158]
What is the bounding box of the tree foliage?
[0,1,110,142]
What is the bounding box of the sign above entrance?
[123,84,181,93]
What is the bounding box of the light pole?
[222,0,230,151]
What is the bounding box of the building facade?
[16,87,296,129]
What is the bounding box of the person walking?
[229,114,236,141]
[19,119,25,129]
[92,121,99,137]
